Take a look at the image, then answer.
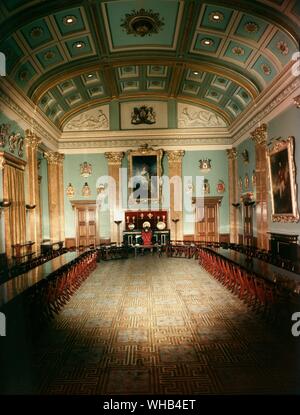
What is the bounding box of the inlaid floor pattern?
[23,257,300,394]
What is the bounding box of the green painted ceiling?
[0,0,299,130]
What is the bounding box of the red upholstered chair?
[141,229,152,245]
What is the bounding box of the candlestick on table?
[172,218,179,241]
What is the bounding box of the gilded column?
[104,152,124,243]
[25,130,41,248]
[44,151,65,242]
[166,150,185,240]
[250,123,269,249]
[226,148,238,243]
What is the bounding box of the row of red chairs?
[30,250,97,326]
[166,240,207,259]
[198,248,290,321]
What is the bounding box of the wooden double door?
[72,201,98,247]
[193,196,222,243]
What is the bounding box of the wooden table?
[204,246,300,294]
[134,244,162,257]
[0,251,83,308]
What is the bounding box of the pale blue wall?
[237,138,256,236]
[63,154,108,238]
[39,154,50,240]
[182,150,229,236]
[268,105,300,236]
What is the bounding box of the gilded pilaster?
[226,148,238,243]
[166,150,185,240]
[44,151,65,242]
[250,124,269,249]
[25,130,41,248]
[104,152,124,243]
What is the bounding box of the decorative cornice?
[226,148,237,159]
[59,136,232,151]
[0,86,58,148]
[44,151,65,165]
[293,94,300,108]
[232,75,300,144]
[250,123,267,146]
[166,150,185,162]
[104,151,124,164]
[25,129,41,149]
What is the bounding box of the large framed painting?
[267,136,299,222]
[128,145,163,205]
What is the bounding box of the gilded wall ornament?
[241,149,249,164]
[120,9,165,37]
[199,158,211,172]
[244,173,249,190]
[17,135,24,157]
[252,170,256,187]
[0,123,10,147]
[204,178,210,194]
[82,182,91,197]
[239,177,243,191]
[8,132,20,153]
[66,183,75,199]
[80,161,92,177]
[217,180,225,193]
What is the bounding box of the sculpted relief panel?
[63,105,109,131]
[177,103,227,128]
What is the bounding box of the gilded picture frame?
[267,136,299,222]
[128,145,163,205]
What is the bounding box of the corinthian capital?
[166,150,185,163]
[25,129,41,149]
[0,155,5,170]
[226,148,237,160]
[104,152,124,164]
[293,95,300,108]
[44,151,65,165]
[250,123,267,146]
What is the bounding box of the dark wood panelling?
[183,235,194,241]
[269,232,299,261]
[219,234,230,243]
[65,238,76,249]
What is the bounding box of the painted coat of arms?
[80,161,92,177]
[131,105,156,125]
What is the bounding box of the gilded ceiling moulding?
[0,87,57,148]
[232,76,300,144]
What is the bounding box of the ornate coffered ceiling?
[0,0,299,132]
